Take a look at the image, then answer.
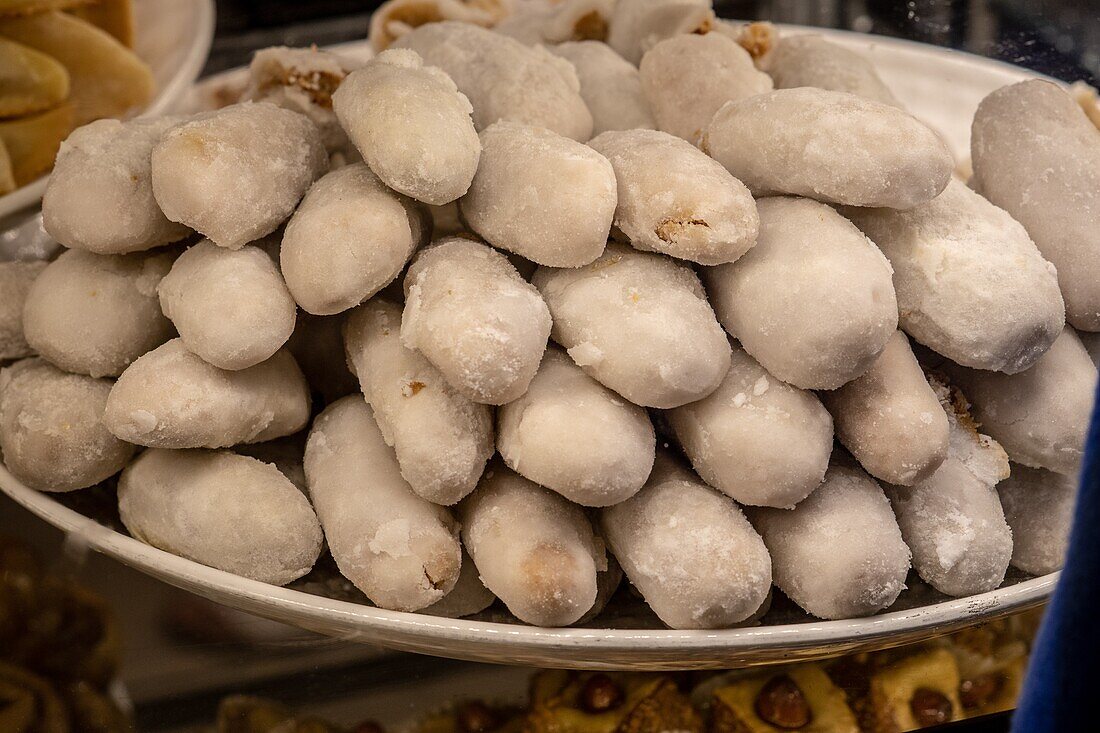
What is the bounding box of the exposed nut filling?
[260,67,346,109]
[457,701,499,733]
[959,673,1005,709]
[692,16,715,35]
[573,11,608,42]
[754,674,813,729]
[579,673,624,713]
[655,216,709,244]
[909,687,954,727]
[738,22,777,63]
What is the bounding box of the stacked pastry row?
[0,0,1095,629]
[1,0,152,194]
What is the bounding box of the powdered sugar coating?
[668,344,833,508]
[703,197,897,390]
[997,464,1075,575]
[401,238,551,404]
[43,116,190,254]
[118,449,323,585]
[460,462,603,626]
[22,248,176,378]
[589,129,758,265]
[394,21,593,141]
[104,339,310,449]
[606,0,714,65]
[281,163,428,315]
[533,242,731,408]
[460,121,616,267]
[972,80,1100,330]
[0,359,135,492]
[943,327,1097,476]
[843,179,1065,374]
[601,453,771,629]
[550,40,655,135]
[305,396,462,611]
[768,35,900,106]
[822,331,949,486]
[0,260,46,360]
[884,384,1012,597]
[497,347,655,507]
[748,460,911,620]
[703,88,952,208]
[158,240,297,371]
[151,102,327,250]
[639,32,773,145]
[334,49,480,205]
[344,299,493,506]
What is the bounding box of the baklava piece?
[862,648,962,732]
[709,664,859,732]
[526,670,703,733]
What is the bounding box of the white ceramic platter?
[0,0,216,218]
[0,27,1061,670]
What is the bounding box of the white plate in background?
[0,0,216,218]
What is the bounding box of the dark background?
[206,0,1099,85]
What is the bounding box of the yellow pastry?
[525,670,703,733]
[0,36,70,117]
[0,101,73,186]
[0,11,152,125]
[0,137,15,193]
[943,623,1028,718]
[710,665,860,733]
[864,648,962,733]
[0,0,89,17]
[70,0,133,47]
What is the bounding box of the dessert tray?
[0,26,1060,670]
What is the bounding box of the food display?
[204,610,1043,732]
[2,0,1096,637]
[0,0,151,195]
[0,538,130,732]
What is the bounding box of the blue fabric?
[1011,380,1100,731]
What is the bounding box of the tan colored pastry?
[0,102,73,186]
[942,623,1027,719]
[0,136,14,193]
[0,0,88,16]
[0,11,153,125]
[69,0,134,47]
[526,670,703,733]
[0,36,70,117]
[864,648,963,732]
[710,665,860,733]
